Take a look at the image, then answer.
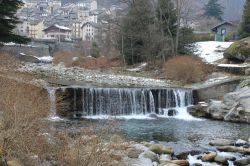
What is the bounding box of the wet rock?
[149,114,159,119]
[171,160,189,166]
[209,139,233,146]
[159,154,172,164]
[139,151,158,162]
[235,139,248,146]
[201,152,217,162]
[160,154,172,161]
[214,155,230,165]
[187,103,209,117]
[217,146,240,152]
[159,163,179,166]
[167,109,177,116]
[193,164,202,166]
[234,157,250,166]
[149,144,173,155]
[127,148,144,158]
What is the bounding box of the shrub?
[163,55,209,84]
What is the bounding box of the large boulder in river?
[224,37,250,62]
[234,157,250,166]
[205,86,250,123]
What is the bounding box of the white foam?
[159,107,204,121]
[47,116,64,122]
[84,115,155,120]
[188,155,220,166]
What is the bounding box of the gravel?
[20,63,172,87]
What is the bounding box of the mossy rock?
[224,37,250,61]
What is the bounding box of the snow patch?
[195,41,233,63]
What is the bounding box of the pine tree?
[0,0,30,46]
[120,0,154,64]
[204,0,224,21]
[239,0,250,38]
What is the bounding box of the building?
[26,20,44,39]
[211,21,236,42]
[81,22,100,41]
[43,24,72,42]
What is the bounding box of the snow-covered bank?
[195,41,233,63]
[20,63,171,87]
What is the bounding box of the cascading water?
[46,86,62,121]
[55,87,198,120]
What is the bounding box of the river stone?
[167,109,177,116]
[235,139,248,146]
[171,160,189,166]
[160,154,172,161]
[159,164,179,166]
[201,152,217,162]
[217,146,240,152]
[139,151,158,162]
[209,139,233,146]
[148,114,159,119]
[234,157,250,166]
[149,144,173,155]
[214,155,235,165]
[127,148,144,158]
[187,104,208,117]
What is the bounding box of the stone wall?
[193,78,243,104]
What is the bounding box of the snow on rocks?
[195,41,233,63]
[20,63,170,87]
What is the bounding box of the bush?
[163,55,209,84]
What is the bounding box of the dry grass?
[163,55,210,84]
[53,51,123,69]
[0,52,128,165]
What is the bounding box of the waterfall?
[46,86,62,121]
[55,87,196,120]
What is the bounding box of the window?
[221,28,226,35]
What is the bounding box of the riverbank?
[20,63,174,88]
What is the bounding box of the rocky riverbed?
[123,138,250,166]
[188,85,250,123]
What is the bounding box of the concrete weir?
[53,86,193,118]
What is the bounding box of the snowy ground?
[20,63,172,87]
[195,41,233,63]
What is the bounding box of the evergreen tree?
[239,0,250,38]
[120,0,154,64]
[0,0,30,46]
[204,0,224,21]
